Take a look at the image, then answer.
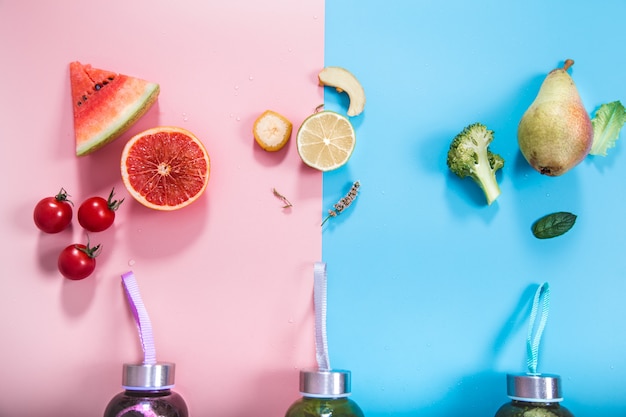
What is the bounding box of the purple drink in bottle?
[104,272,189,417]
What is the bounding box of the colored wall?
[323,1,626,416]
[1,1,626,416]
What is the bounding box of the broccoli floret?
[446,123,504,205]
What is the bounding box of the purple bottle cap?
[123,362,175,390]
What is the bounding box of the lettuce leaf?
[589,101,626,156]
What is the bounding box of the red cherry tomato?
[57,242,101,280]
[78,188,124,232]
[33,188,73,233]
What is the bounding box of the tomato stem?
[56,188,73,206]
[77,240,102,258]
[107,187,125,211]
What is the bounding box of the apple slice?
[318,66,366,117]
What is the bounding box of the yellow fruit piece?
[318,66,366,117]
[253,110,293,151]
[296,110,356,171]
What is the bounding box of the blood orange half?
[121,126,210,211]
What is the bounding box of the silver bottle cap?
[122,362,176,390]
[299,369,351,398]
[506,373,563,402]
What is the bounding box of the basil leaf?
[531,212,577,239]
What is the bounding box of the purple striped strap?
[121,271,157,365]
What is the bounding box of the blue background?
[322,1,626,416]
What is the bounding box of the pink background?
[0,1,324,416]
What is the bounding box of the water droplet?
[128,259,136,266]
[546,193,551,197]
[248,75,254,81]
[313,15,318,19]
[137,229,142,233]
[229,113,234,118]
[234,85,240,90]
[236,116,241,121]
[288,318,294,323]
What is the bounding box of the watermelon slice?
[70,61,160,156]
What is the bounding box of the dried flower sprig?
[272,188,293,208]
[321,181,360,226]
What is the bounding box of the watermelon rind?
[70,61,161,157]
[75,82,160,156]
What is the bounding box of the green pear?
[518,59,593,176]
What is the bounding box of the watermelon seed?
[77,93,90,106]
[95,84,102,90]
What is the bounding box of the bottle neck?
[124,388,172,397]
[302,395,349,402]
[511,399,560,408]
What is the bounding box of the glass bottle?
[285,369,365,417]
[103,362,189,417]
[494,373,574,417]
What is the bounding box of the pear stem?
[562,59,574,71]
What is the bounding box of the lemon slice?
[296,110,356,171]
[253,110,292,151]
